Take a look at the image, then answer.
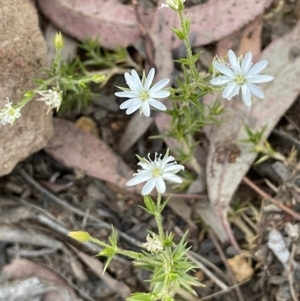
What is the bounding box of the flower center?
[152,167,162,177]
[140,91,149,101]
[235,75,246,85]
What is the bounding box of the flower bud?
[54,32,64,49]
[68,231,91,242]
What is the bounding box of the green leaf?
[143,196,156,214]
[103,255,114,274]
[174,58,190,65]
[158,195,171,213]
[108,225,118,247]
[97,246,116,257]
[183,17,191,34]
[171,28,186,40]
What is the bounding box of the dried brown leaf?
[45,118,139,193]
[37,0,273,50]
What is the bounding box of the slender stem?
[178,10,198,82]
[155,194,165,242]
[90,237,113,249]
[90,237,160,266]
[53,48,62,75]
[243,176,300,221]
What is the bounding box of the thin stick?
[243,176,300,221]
[199,279,251,301]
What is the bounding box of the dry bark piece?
[0,0,53,176]
[37,0,273,50]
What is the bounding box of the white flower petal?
[222,83,239,100]
[145,68,155,90]
[247,60,268,75]
[241,85,252,107]
[141,101,151,117]
[149,90,170,98]
[150,78,169,91]
[126,102,141,114]
[120,98,139,109]
[241,52,252,74]
[247,83,264,99]
[155,177,166,194]
[142,179,156,195]
[126,174,149,186]
[115,91,139,98]
[124,72,136,91]
[162,173,183,183]
[213,63,235,78]
[148,99,167,111]
[228,50,240,74]
[247,74,274,84]
[210,76,232,85]
[131,69,144,91]
[163,164,184,173]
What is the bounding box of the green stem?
[178,10,198,82]
[53,48,62,75]
[90,237,161,266]
[155,194,165,242]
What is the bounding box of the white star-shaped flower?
[126,151,184,195]
[115,68,170,117]
[0,99,23,125]
[210,49,274,107]
[37,89,62,113]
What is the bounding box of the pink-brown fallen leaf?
[205,20,300,243]
[216,16,263,58]
[37,0,273,50]
[44,118,139,194]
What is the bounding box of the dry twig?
[243,176,300,221]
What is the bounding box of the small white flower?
[37,89,62,112]
[210,49,274,107]
[143,234,163,254]
[115,68,170,117]
[126,151,184,195]
[159,0,185,10]
[0,99,23,125]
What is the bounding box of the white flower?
[210,49,274,107]
[126,151,184,195]
[0,99,23,125]
[143,234,163,254]
[159,0,185,10]
[115,68,170,117]
[37,89,62,112]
